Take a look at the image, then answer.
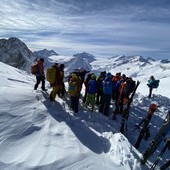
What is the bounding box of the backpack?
[103,80,113,95]
[46,67,56,83]
[152,80,160,88]
[88,80,96,94]
[68,81,78,96]
[147,80,160,88]
[128,80,136,93]
[31,63,38,75]
[121,82,129,96]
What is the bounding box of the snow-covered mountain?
[73,52,96,63]
[33,49,59,58]
[0,38,170,170]
[0,57,170,170]
[0,37,169,79]
[0,38,61,72]
[48,54,170,98]
[0,37,34,71]
[161,59,170,64]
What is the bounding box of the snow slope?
[0,54,170,170]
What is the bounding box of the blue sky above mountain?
[1,0,170,59]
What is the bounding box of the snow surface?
[0,55,170,170]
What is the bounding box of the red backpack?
[31,63,38,75]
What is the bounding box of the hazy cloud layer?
[1,0,170,59]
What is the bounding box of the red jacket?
[37,59,44,76]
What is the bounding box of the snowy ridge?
[0,53,170,169]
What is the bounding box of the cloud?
[0,0,170,59]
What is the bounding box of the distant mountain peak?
[33,49,59,58]
[73,52,95,63]
[161,59,170,64]
[115,55,152,63]
[0,37,34,71]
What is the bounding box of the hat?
[54,63,58,67]
[60,64,65,68]
[106,72,112,78]
[91,73,96,79]
[40,58,44,62]
[71,73,78,79]
[122,74,126,79]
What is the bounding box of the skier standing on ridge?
[48,63,63,101]
[147,75,160,98]
[33,58,46,91]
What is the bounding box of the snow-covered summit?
[0,37,34,71]
[0,53,170,169]
[73,52,96,63]
[161,59,170,64]
[33,49,59,59]
[0,49,170,169]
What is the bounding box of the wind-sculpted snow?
[0,50,170,170]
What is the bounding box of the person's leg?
[103,95,111,116]
[83,92,87,103]
[70,96,74,110]
[50,86,59,101]
[34,77,41,90]
[91,94,96,112]
[99,94,105,113]
[148,87,152,98]
[41,76,46,90]
[84,93,90,107]
[74,96,79,113]
[96,90,100,105]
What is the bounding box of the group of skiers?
[31,58,170,169]
[32,58,160,116]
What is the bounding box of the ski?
[120,80,140,134]
[160,160,170,170]
[134,103,157,149]
[141,110,170,164]
[150,138,170,170]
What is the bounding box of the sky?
[1,0,170,60]
[0,55,170,170]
